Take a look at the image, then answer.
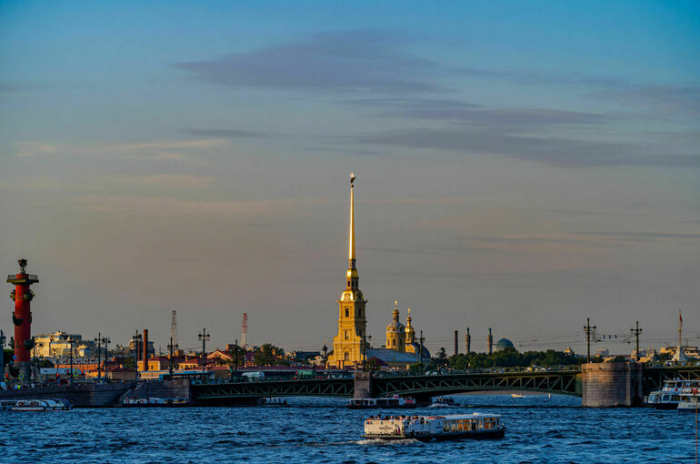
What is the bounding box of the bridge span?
[192,365,700,406]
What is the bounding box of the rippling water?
[1,395,697,463]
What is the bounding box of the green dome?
[494,338,515,352]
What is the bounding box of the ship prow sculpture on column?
[7,259,40,382]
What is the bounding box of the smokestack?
[143,329,149,372]
[487,328,493,355]
[465,327,471,354]
[454,330,458,356]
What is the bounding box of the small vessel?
[260,397,288,406]
[122,397,189,407]
[677,390,699,413]
[429,396,458,407]
[510,393,526,398]
[11,399,72,411]
[645,379,698,410]
[348,395,417,409]
[363,413,505,441]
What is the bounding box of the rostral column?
[7,259,39,381]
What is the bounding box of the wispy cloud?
[572,231,700,241]
[349,127,700,168]
[345,97,608,128]
[74,195,329,217]
[174,30,441,94]
[591,85,700,117]
[14,139,228,162]
[113,174,216,189]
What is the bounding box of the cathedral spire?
[349,172,356,269]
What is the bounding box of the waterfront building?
[34,331,88,358]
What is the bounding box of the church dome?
[386,321,405,332]
[494,338,515,352]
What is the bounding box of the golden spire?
[393,300,399,322]
[349,172,356,268]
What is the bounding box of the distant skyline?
[1,1,699,355]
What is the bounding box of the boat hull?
[363,427,506,442]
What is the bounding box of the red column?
[12,280,32,363]
[7,259,39,377]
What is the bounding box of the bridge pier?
[354,372,372,398]
[582,362,643,407]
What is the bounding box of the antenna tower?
[170,310,179,349]
[241,313,248,349]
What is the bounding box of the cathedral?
[327,174,429,370]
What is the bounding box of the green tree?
[253,344,289,366]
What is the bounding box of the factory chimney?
[487,328,493,355]
[465,327,471,354]
[142,329,149,372]
[454,330,458,356]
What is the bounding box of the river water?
[1,395,696,463]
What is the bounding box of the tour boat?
[11,399,72,411]
[429,396,458,407]
[363,413,505,441]
[347,395,417,409]
[677,390,699,413]
[645,379,698,410]
[122,397,189,407]
[510,393,526,398]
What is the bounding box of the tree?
[253,344,289,366]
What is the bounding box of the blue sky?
[1,1,699,354]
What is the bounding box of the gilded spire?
[349,172,356,268]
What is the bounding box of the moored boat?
[122,397,189,407]
[429,396,458,407]
[260,397,288,406]
[348,395,416,409]
[11,399,72,411]
[363,413,505,441]
[510,393,526,398]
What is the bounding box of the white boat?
[348,395,417,409]
[677,382,700,413]
[429,396,458,407]
[363,413,505,441]
[511,394,526,398]
[11,399,72,411]
[122,397,189,407]
[260,397,288,406]
[645,379,698,410]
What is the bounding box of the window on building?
[344,330,349,340]
[345,308,349,317]
[344,352,350,361]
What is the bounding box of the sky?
[1,1,699,356]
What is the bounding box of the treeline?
[434,347,582,370]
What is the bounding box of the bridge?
[193,370,581,403]
[192,365,700,406]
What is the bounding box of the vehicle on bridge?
[363,413,505,441]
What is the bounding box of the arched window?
[345,308,349,317]
[344,330,350,340]
[344,351,350,361]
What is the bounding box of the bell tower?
[328,173,368,369]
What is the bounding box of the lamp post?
[584,318,597,363]
[68,337,75,385]
[198,328,210,373]
[167,336,177,379]
[630,321,643,362]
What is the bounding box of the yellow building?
[386,301,406,353]
[328,173,368,369]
